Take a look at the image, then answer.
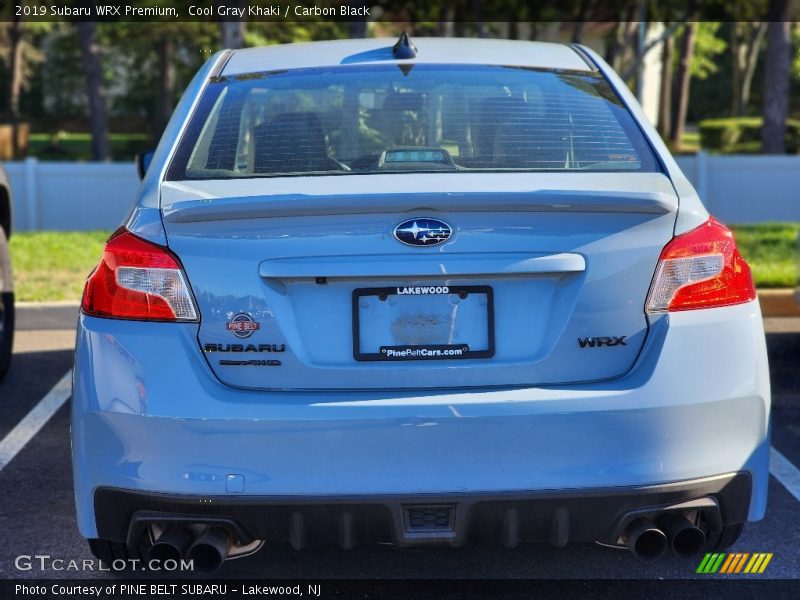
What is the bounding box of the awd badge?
[226,313,260,339]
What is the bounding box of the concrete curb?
[15,301,82,309]
[758,289,800,318]
[15,302,79,331]
[11,290,800,331]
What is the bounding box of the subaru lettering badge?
[394,218,452,247]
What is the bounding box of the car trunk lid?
[161,172,677,390]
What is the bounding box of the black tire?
[0,218,12,381]
[706,523,745,551]
[0,291,13,382]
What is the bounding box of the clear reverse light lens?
[116,267,197,321]
[646,254,724,312]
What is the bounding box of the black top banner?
[2,0,800,23]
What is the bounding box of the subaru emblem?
[393,218,452,247]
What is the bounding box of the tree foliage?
[0,2,796,157]
[690,22,727,79]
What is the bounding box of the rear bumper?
[72,301,771,541]
[96,472,752,548]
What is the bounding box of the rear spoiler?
[163,190,675,224]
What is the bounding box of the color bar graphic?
[698,552,773,574]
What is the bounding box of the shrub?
[698,117,800,153]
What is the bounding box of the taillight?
[81,227,198,321]
[646,217,756,313]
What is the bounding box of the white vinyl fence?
[4,158,139,232]
[674,153,800,223]
[3,153,799,232]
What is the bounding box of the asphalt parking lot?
[1,306,799,582]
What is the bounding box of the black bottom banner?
[3,579,800,600]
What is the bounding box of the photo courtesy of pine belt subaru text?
[72,34,770,571]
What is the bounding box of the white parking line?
[0,369,72,472]
[770,446,800,503]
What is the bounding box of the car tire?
[706,523,745,550]
[87,538,143,566]
[0,291,13,381]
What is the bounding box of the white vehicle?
[0,165,13,379]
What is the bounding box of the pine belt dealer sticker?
[226,313,260,339]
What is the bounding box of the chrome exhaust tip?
[147,526,193,563]
[186,527,232,573]
[660,513,707,558]
[623,517,668,561]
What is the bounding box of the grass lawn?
[7,225,799,302]
[9,231,110,302]
[730,223,799,288]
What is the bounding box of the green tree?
[761,0,792,153]
[220,0,246,49]
[101,22,217,142]
[0,18,46,157]
[690,22,727,79]
[730,23,767,116]
[669,22,697,148]
[77,22,109,161]
[663,21,726,147]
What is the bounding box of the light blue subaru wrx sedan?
[72,35,770,572]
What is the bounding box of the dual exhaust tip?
[624,513,707,561]
[148,526,232,573]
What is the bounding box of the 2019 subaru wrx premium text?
[72,36,770,571]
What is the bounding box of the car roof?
[221,37,593,75]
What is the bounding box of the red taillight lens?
[81,228,198,321]
[646,217,756,313]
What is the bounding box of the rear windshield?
[167,64,660,180]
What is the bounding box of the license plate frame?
[352,285,495,362]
